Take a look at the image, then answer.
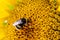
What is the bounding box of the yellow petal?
[0,10,9,18]
[0,29,5,40]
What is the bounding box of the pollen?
[2,0,60,40]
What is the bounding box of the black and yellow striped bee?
[13,18,30,30]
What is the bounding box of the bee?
[13,18,29,30]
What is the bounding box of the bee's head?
[21,18,26,24]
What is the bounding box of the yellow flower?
[0,29,6,40]
[57,5,60,12]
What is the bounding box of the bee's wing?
[13,20,23,26]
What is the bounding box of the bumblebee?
[13,18,30,29]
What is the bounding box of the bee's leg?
[16,25,22,29]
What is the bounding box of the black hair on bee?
[13,18,29,29]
